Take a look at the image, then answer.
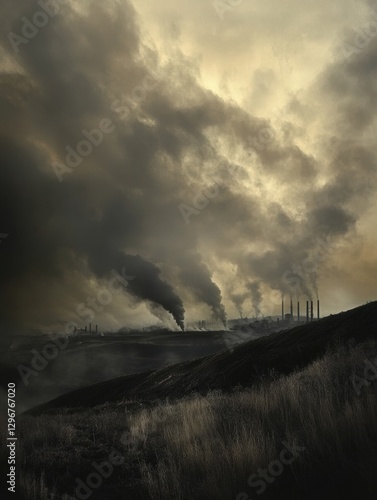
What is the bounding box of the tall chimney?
[290,299,293,317]
[282,299,284,320]
[306,301,309,323]
[89,323,91,333]
[96,324,98,333]
[85,325,87,332]
[297,301,300,322]
[317,300,320,320]
[310,301,314,322]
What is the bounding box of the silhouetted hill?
[28,301,377,414]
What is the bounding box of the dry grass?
[17,339,377,499]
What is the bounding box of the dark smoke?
[179,253,227,327]
[118,254,185,331]
[247,281,262,318]
[229,291,248,317]
[84,249,185,330]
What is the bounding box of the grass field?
[11,337,377,499]
[5,302,377,499]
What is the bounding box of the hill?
[28,301,377,414]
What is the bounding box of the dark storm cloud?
[0,0,231,330]
[302,30,377,238]
[310,206,356,236]
[234,18,377,305]
[0,0,186,330]
[0,0,376,331]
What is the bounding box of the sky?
[1,0,377,333]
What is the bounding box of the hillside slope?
[28,301,377,413]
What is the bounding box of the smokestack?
[306,301,309,323]
[290,299,293,317]
[317,299,320,320]
[96,324,98,333]
[297,301,300,322]
[85,325,87,332]
[89,323,91,333]
[281,299,284,320]
[310,301,314,322]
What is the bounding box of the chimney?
[85,325,87,332]
[306,301,309,323]
[290,299,293,317]
[317,300,320,320]
[297,301,300,322]
[282,299,284,320]
[310,301,314,322]
[89,323,91,333]
[96,324,98,333]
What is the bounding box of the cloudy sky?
[1,0,377,333]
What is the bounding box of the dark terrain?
[29,301,377,413]
[5,302,377,499]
